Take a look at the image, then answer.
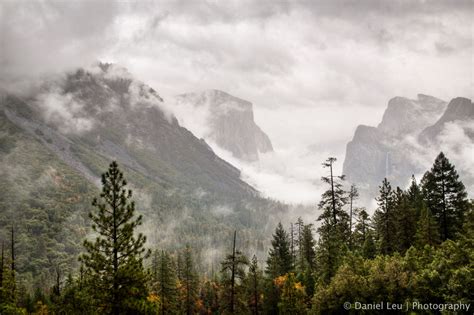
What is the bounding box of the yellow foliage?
[147,292,160,304]
[274,274,288,287]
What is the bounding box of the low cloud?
[35,89,95,134]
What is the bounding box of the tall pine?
[421,152,469,241]
[80,161,150,314]
[220,231,248,314]
[373,178,396,254]
[316,157,349,283]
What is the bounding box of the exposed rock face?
[343,94,474,204]
[378,94,446,137]
[0,64,257,199]
[174,90,273,161]
[420,97,474,142]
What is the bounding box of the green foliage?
[415,203,440,247]
[266,223,293,279]
[80,161,150,314]
[151,250,179,314]
[277,273,308,314]
[421,152,469,241]
[244,255,263,315]
[178,245,199,315]
[373,178,397,255]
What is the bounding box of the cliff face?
[343,94,473,204]
[174,90,273,161]
[420,97,474,142]
[377,94,446,137]
[1,65,258,199]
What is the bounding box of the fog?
[1,0,472,207]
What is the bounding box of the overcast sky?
[1,0,472,203]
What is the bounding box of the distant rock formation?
[343,94,473,205]
[174,90,273,161]
[420,97,474,142]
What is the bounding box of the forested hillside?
[1,152,471,314]
[0,65,287,294]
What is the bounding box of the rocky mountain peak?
[343,94,470,205]
[174,90,273,161]
[377,94,446,137]
[419,97,473,143]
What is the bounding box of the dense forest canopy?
[0,152,472,314]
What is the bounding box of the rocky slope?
[343,94,473,205]
[174,90,273,161]
[0,64,285,286]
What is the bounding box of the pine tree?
[315,216,347,283]
[300,224,316,271]
[407,175,423,216]
[319,157,348,226]
[299,224,316,298]
[80,161,150,314]
[373,178,396,254]
[220,231,248,314]
[393,187,417,253]
[316,158,349,283]
[362,232,376,259]
[353,207,370,249]
[266,223,293,278]
[348,185,359,249]
[295,217,305,273]
[154,250,178,314]
[245,255,263,315]
[415,203,440,247]
[421,152,469,241]
[179,245,199,315]
[264,223,293,315]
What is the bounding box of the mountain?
[419,97,474,142]
[174,90,273,161]
[343,94,473,205]
[0,64,285,288]
[377,94,446,137]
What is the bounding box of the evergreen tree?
[266,223,293,278]
[300,224,316,271]
[353,207,370,249]
[295,217,305,273]
[154,250,178,314]
[299,224,316,298]
[264,223,293,314]
[179,245,199,315]
[362,231,376,259]
[393,187,417,253]
[315,157,349,283]
[80,161,150,315]
[407,175,423,216]
[245,255,263,315]
[319,157,348,226]
[415,203,440,247]
[373,178,396,254]
[421,152,469,241]
[315,216,347,283]
[348,184,359,249]
[220,231,248,314]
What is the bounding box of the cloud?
[2,0,472,206]
[35,88,95,134]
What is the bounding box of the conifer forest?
[1,1,473,314]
